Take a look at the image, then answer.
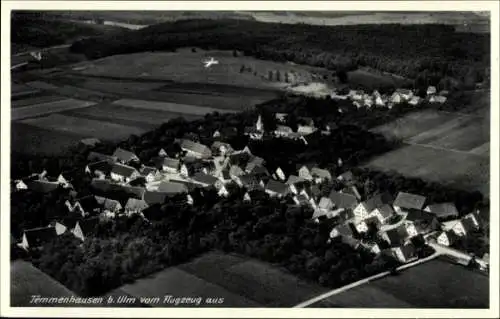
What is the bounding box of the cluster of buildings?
[331,86,448,110]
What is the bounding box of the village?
[11,83,488,276]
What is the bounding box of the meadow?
[106,251,327,307]
[347,68,412,91]
[312,258,489,308]
[11,99,96,121]
[111,99,239,115]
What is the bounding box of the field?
[106,251,327,307]
[72,49,334,90]
[111,99,238,115]
[366,102,490,196]
[11,260,79,307]
[11,99,97,121]
[347,68,412,90]
[312,258,489,308]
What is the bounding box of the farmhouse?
[110,163,140,183]
[72,217,100,242]
[211,141,233,156]
[95,196,123,214]
[381,223,417,247]
[389,243,418,263]
[329,190,359,210]
[430,95,447,104]
[361,241,381,255]
[157,181,189,194]
[143,191,170,206]
[274,125,294,137]
[442,214,479,236]
[178,139,212,159]
[18,226,58,251]
[113,148,139,164]
[297,164,316,181]
[154,157,180,173]
[265,179,289,197]
[192,172,221,188]
[424,202,459,220]
[405,209,441,234]
[85,160,113,179]
[427,86,437,96]
[353,193,391,220]
[139,166,159,182]
[370,204,396,224]
[436,230,460,246]
[330,223,358,239]
[393,191,426,213]
[356,216,381,233]
[394,88,414,100]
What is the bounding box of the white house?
[429,95,447,104]
[14,180,28,191]
[113,148,139,164]
[391,244,417,263]
[110,163,140,183]
[436,230,459,246]
[427,86,437,96]
[274,167,287,181]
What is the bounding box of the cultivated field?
[366,102,490,196]
[11,99,96,121]
[72,49,332,90]
[312,258,489,308]
[11,260,79,307]
[112,99,238,115]
[20,114,146,140]
[11,94,68,108]
[106,251,327,307]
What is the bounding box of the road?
[293,251,440,308]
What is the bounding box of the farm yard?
[311,258,489,308]
[105,251,327,307]
[366,101,490,196]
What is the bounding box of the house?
[310,168,332,183]
[393,191,426,213]
[312,207,344,224]
[85,160,113,179]
[157,181,189,194]
[429,95,447,104]
[437,230,460,246]
[218,185,230,197]
[229,165,245,180]
[68,195,101,217]
[274,125,293,137]
[154,157,180,173]
[14,180,28,191]
[427,86,437,96]
[47,221,68,235]
[211,141,233,156]
[361,241,381,255]
[317,197,335,213]
[381,223,417,246]
[95,196,123,215]
[348,90,364,101]
[139,166,159,182]
[408,96,421,106]
[287,176,307,193]
[143,191,170,206]
[297,125,316,136]
[442,215,479,237]
[330,223,358,239]
[72,217,100,242]
[274,167,287,181]
[370,204,396,224]
[178,139,212,159]
[113,148,139,164]
[328,190,359,210]
[275,113,288,123]
[44,173,72,189]
[265,179,289,197]
[212,130,221,138]
[158,148,168,157]
[353,193,389,221]
[239,175,262,191]
[293,194,310,206]
[424,202,459,220]
[355,216,381,233]
[124,198,148,216]
[25,180,60,193]
[337,171,355,185]
[192,172,221,188]
[18,227,58,251]
[390,243,417,263]
[110,163,140,183]
[244,127,264,140]
[297,164,315,181]
[243,192,252,202]
[394,88,413,101]
[405,209,441,234]
[246,164,269,178]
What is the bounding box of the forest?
[70,19,490,86]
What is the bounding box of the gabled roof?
[375,204,395,218]
[337,170,354,183]
[87,160,113,175]
[460,216,477,233]
[239,174,261,189]
[179,139,212,156]
[406,209,437,223]
[329,191,358,209]
[398,243,417,260]
[95,196,122,211]
[383,224,409,246]
[247,164,269,176]
[360,193,389,213]
[425,203,459,218]
[229,165,245,177]
[265,179,289,194]
[192,172,219,186]
[275,125,293,133]
[157,181,188,194]
[286,175,306,185]
[25,180,59,193]
[140,166,157,176]
[143,191,170,206]
[111,163,138,178]
[342,185,362,201]
[439,230,460,245]
[311,168,332,180]
[24,227,57,247]
[124,198,149,211]
[362,215,382,227]
[393,192,426,210]
[153,156,179,170]
[113,148,139,162]
[318,197,334,210]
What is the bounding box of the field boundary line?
[293,253,439,308]
[404,141,488,157]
